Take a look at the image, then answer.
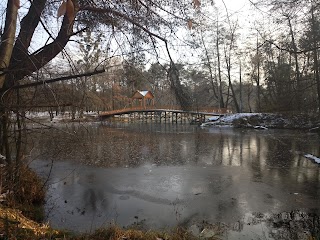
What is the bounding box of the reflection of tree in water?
[29,123,320,171]
[265,137,294,168]
[82,188,109,212]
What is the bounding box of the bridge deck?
[99,106,227,119]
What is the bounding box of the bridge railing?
[152,106,230,113]
[100,106,230,116]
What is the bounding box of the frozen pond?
[29,122,320,239]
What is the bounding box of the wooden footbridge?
[99,106,228,124]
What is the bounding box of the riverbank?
[0,202,208,240]
[1,199,320,240]
[201,112,320,130]
[0,210,200,240]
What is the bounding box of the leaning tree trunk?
[168,62,191,110]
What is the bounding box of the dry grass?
[0,215,205,240]
[10,165,46,206]
[0,207,58,238]
[79,226,199,240]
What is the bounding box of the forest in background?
[2,0,320,121]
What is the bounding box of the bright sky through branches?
[0,0,261,69]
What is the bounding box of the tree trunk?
[256,33,261,112]
[311,5,320,113]
[200,30,218,101]
[287,16,301,111]
[4,0,77,89]
[0,0,19,88]
[239,59,242,113]
[225,48,240,113]
[216,21,225,109]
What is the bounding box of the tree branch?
[9,68,105,90]
[5,10,75,88]
[264,39,320,54]
[81,6,167,42]
[82,5,177,63]
[11,0,47,64]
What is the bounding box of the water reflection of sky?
[29,122,320,237]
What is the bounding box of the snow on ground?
[25,111,99,122]
[304,154,320,164]
[202,112,318,130]
[25,111,50,119]
[207,116,220,121]
[202,113,262,127]
[216,113,261,123]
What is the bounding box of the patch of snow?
[201,113,261,127]
[254,126,268,130]
[207,116,220,121]
[200,228,216,238]
[26,111,50,118]
[309,126,320,132]
[220,113,261,123]
[200,122,212,127]
[304,154,320,164]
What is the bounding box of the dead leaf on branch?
[57,1,67,18]
[187,19,193,30]
[193,0,201,9]
[57,0,75,23]
[66,0,75,23]
[14,0,20,8]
